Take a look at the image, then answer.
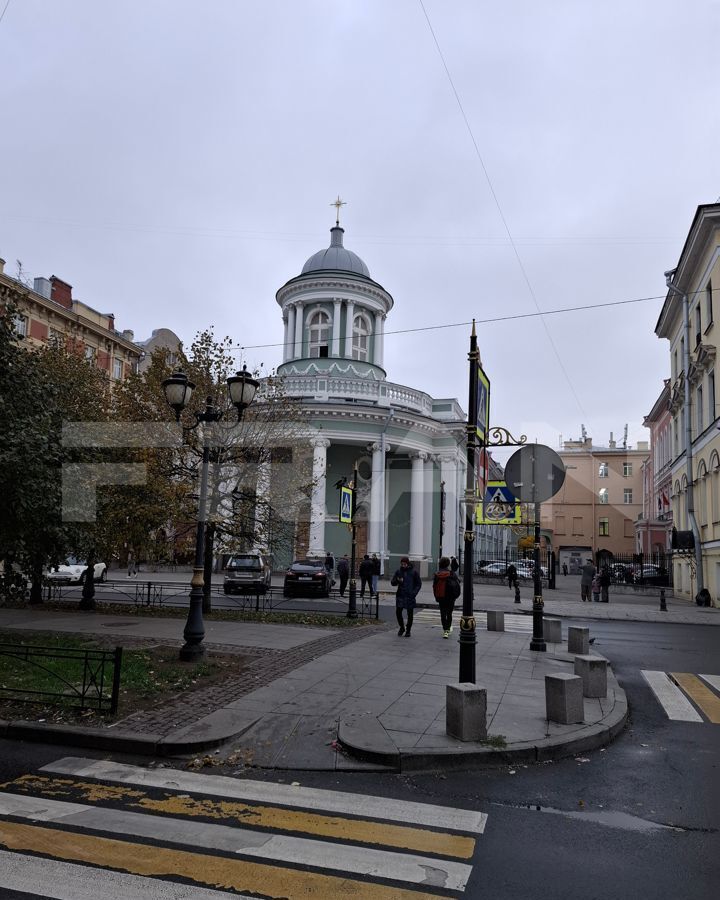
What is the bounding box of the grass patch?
[0,630,254,726]
[481,734,507,749]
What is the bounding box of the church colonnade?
[282,299,386,367]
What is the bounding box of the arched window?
[308,310,330,358]
[352,314,371,361]
[710,451,720,525]
[697,460,708,528]
[598,488,609,504]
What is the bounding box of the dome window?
[352,314,371,362]
[308,310,331,358]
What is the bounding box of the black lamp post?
[162,366,259,661]
[459,323,479,683]
[347,461,359,619]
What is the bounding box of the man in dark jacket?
[358,554,374,598]
[336,554,349,597]
[391,556,422,637]
[433,556,461,637]
[599,566,611,603]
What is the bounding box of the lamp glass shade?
[227,366,259,411]
[162,372,195,411]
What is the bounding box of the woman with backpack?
[433,556,462,638]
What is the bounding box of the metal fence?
[0,643,122,714]
[595,550,672,586]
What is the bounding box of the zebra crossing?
[414,608,533,633]
[0,756,486,898]
[641,671,720,724]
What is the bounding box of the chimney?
[0,258,5,275]
[107,314,115,331]
[122,329,134,342]
[33,277,52,299]
[609,431,616,449]
[50,276,73,309]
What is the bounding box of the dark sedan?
[283,558,332,597]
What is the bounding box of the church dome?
[301,226,370,278]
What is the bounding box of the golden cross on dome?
[331,195,346,226]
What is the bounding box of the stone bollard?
[660,589,667,611]
[446,683,487,741]
[574,654,608,697]
[514,583,521,603]
[487,610,505,632]
[545,673,584,724]
[543,618,562,643]
[568,625,590,655]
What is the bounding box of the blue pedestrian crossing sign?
[476,480,521,525]
[339,486,353,524]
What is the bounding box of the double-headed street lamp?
[162,366,259,661]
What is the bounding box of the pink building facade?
[636,381,673,554]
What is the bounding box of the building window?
[352,314,370,361]
[709,370,716,424]
[572,517,583,535]
[554,515,566,535]
[112,358,123,380]
[13,314,28,337]
[599,488,609,504]
[623,488,633,504]
[694,304,702,347]
[166,351,177,367]
[84,346,96,364]
[307,310,330,358]
[598,462,608,478]
[48,328,64,348]
[697,384,704,434]
[623,462,633,477]
[624,518,634,538]
[706,280,713,328]
[599,518,609,536]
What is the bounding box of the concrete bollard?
[514,583,521,603]
[487,610,505,632]
[446,683,487,741]
[568,625,590,655]
[660,589,667,611]
[545,673,584,724]
[543,618,562,643]
[574,655,608,698]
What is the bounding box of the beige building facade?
[540,434,648,573]
[0,258,141,379]
[655,203,719,605]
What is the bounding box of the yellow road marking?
[671,673,720,724]
[0,820,446,899]
[3,775,475,859]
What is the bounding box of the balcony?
[279,372,434,415]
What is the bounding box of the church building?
[273,215,468,576]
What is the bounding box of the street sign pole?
[459,322,479,684]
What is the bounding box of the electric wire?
[0,0,11,26]
[418,0,592,426]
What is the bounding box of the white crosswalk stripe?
[0,756,487,899]
[641,670,703,722]
[414,609,533,633]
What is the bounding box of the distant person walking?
[599,566,611,603]
[127,551,138,578]
[591,572,601,603]
[580,559,596,602]
[433,556,461,638]
[371,553,381,597]
[358,554,374,598]
[391,557,421,637]
[507,563,518,590]
[336,555,349,597]
[562,563,568,576]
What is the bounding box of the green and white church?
[274,217,470,576]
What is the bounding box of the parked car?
[478,562,507,577]
[283,558,332,597]
[46,557,107,584]
[224,553,273,594]
[515,561,548,578]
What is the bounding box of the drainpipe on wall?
[665,270,704,593]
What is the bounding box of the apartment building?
[636,380,673,555]
[0,257,141,379]
[539,433,648,573]
[655,203,719,604]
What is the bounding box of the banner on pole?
[476,364,490,445]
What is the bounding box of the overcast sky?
[2,0,718,460]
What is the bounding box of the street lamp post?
[347,461,359,619]
[162,367,259,661]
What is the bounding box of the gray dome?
[301,226,370,278]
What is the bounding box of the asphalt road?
[0,618,717,899]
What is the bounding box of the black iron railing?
[0,644,122,714]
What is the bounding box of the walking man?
[336,554,349,597]
[599,566,611,603]
[391,557,422,637]
[433,556,461,638]
[580,558,596,602]
[358,554,374,598]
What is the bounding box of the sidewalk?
[0,602,631,773]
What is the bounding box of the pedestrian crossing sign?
[476,480,521,524]
[339,486,353,524]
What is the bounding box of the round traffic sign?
[504,444,566,503]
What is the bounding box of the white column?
[439,453,458,559]
[254,459,271,549]
[374,312,385,367]
[333,299,342,357]
[368,441,386,555]
[423,455,434,561]
[409,451,427,560]
[286,305,296,361]
[282,316,289,363]
[309,438,330,555]
[293,302,304,358]
[344,300,355,357]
